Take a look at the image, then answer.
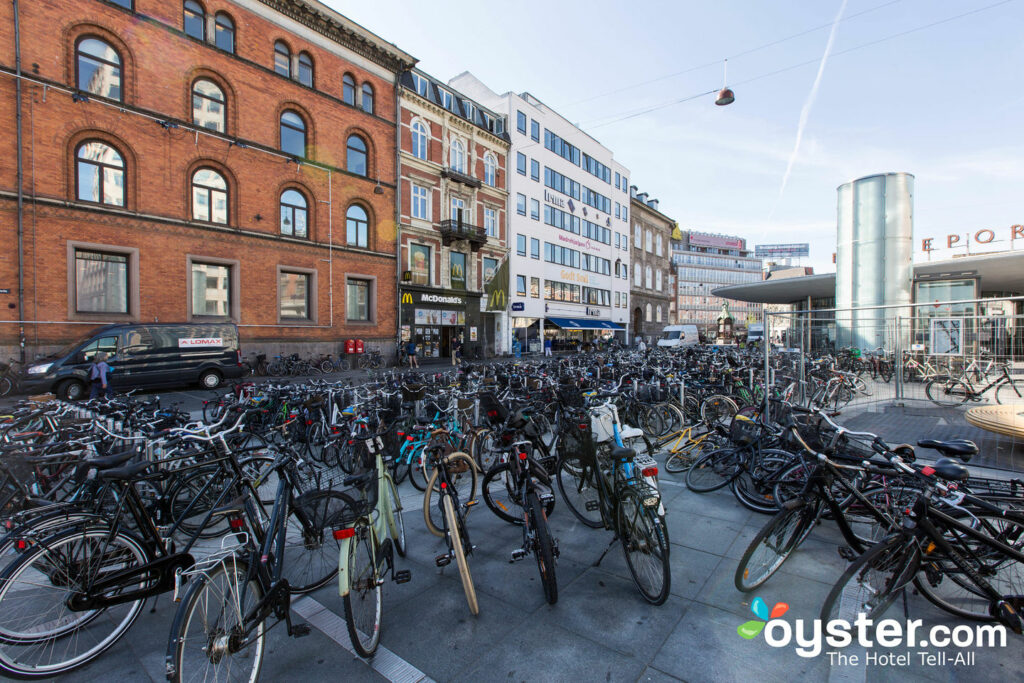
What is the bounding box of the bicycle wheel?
[343,525,383,657]
[480,461,522,525]
[287,490,354,594]
[555,453,604,528]
[384,475,406,558]
[320,359,335,374]
[685,447,742,493]
[734,503,816,592]
[528,492,558,605]
[821,534,919,626]
[914,514,1024,621]
[617,487,670,605]
[405,445,429,492]
[925,377,970,407]
[730,450,795,514]
[203,398,228,423]
[995,380,1024,405]
[664,436,716,474]
[168,558,265,682]
[443,494,478,615]
[471,429,500,473]
[0,376,12,397]
[0,527,150,679]
[700,395,738,429]
[423,453,477,536]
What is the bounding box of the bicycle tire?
[734,502,816,592]
[0,376,12,397]
[480,461,522,525]
[168,557,265,682]
[820,533,919,627]
[730,450,796,514]
[995,380,1024,405]
[528,492,558,605]
[0,526,150,679]
[925,377,970,407]
[287,490,354,594]
[443,493,479,615]
[343,525,383,657]
[664,436,716,474]
[700,395,738,429]
[385,475,406,558]
[423,452,477,537]
[555,453,604,528]
[685,447,742,493]
[617,487,671,605]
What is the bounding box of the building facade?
[629,187,676,342]
[396,69,510,359]
[0,0,414,361]
[450,72,631,352]
[673,231,763,339]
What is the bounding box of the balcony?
[440,219,487,251]
[441,167,482,188]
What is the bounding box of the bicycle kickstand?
[592,535,618,568]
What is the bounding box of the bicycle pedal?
[290,623,311,638]
[465,500,478,508]
[509,548,528,563]
[434,554,451,567]
[393,569,412,584]
[585,501,600,512]
[837,546,857,562]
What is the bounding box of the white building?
[450,72,631,352]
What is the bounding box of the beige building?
[629,188,676,341]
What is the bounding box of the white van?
[657,324,700,348]
[747,323,765,343]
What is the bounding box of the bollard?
[474,397,480,426]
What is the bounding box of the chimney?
[648,198,658,210]
[636,192,648,204]
[629,185,638,199]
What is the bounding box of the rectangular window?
[516,193,527,216]
[279,271,310,320]
[191,262,231,317]
[75,250,128,314]
[530,276,540,298]
[516,152,527,175]
[530,119,540,142]
[438,88,454,111]
[516,234,527,256]
[530,199,540,221]
[517,110,527,134]
[634,225,642,248]
[450,252,467,290]
[634,265,641,287]
[411,185,429,220]
[622,206,627,222]
[656,234,663,256]
[483,257,498,283]
[615,172,620,189]
[646,230,654,253]
[615,203,620,219]
[530,237,540,259]
[411,72,429,97]
[530,159,540,181]
[484,207,497,237]
[516,274,526,296]
[410,243,431,285]
[346,278,370,321]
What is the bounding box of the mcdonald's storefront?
[398,288,486,360]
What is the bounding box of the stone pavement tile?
[636,665,685,682]
[665,544,724,601]
[467,543,592,614]
[662,511,746,557]
[375,572,531,681]
[531,568,688,661]
[697,561,833,623]
[723,522,762,561]
[663,487,755,526]
[452,620,647,683]
[650,601,829,683]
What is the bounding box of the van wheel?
[199,370,223,390]
[57,379,86,401]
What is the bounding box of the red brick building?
[397,70,510,359]
[0,0,415,363]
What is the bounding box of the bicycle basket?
[728,413,761,447]
[558,385,586,409]
[401,384,426,402]
[478,391,509,426]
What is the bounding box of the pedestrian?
[637,338,647,354]
[544,337,552,357]
[634,334,642,347]
[406,337,419,369]
[451,335,462,366]
[88,352,113,399]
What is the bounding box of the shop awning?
[546,317,624,331]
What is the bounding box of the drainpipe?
[13,0,25,362]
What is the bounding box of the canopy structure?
[546,317,624,331]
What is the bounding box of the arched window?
[483,153,496,187]
[342,73,355,105]
[274,41,291,77]
[645,265,652,289]
[214,12,234,53]
[346,204,368,247]
[645,303,652,323]
[280,110,306,158]
[297,52,313,87]
[191,168,228,224]
[361,83,374,114]
[183,1,205,40]
[656,305,662,323]
[76,37,122,101]
[280,189,308,238]
[76,140,125,206]
[346,135,367,176]
[449,138,465,173]
[191,79,225,132]
[411,120,428,160]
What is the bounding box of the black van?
[21,323,245,400]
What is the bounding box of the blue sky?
[327,0,1024,273]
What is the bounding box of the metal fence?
[764,295,1024,472]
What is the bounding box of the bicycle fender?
[338,536,352,597]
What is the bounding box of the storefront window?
[450,252,467,290]
[410,244,431,286]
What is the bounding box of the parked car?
[657,324,700,348]
[21,323,245,400]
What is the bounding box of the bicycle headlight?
[27,363,52,375]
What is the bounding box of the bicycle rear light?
[333,528,356,540]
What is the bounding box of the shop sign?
[585,307,601,316]
[470,326,478,341]
[561,269,589,283]
[511,302,525,311]
[920,225,1024,253]
[544,190,565,208]
[403,291,466,306]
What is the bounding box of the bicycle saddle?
[82,449,137,470]
[97,460,153,481]
[923,458,970,482]
[917,439,978,461]
[610,446,636,461]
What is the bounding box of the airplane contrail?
[769,0,849,222]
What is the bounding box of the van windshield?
[661,330,681,340]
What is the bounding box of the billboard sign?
[755,243,810,258]
[687,232,745,250]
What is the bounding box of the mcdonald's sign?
[488,288,506,309]
[484,257,509,312]
[401,292,414,305]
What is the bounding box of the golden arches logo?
[451,264,464,278]
[488,289,506,308]
[401,292,413,305]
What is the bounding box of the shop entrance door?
[441,327,458,362]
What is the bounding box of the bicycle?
[426,444,480,615]
[925,364,1024,406]
[0,358,23,397]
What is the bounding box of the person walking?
[406,337,419,369]
[543,337,552,357]
[637,338,647,354]
[88,352,113,399]
[451,335,462,366]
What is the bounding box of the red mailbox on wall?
[355,339,365,354]
[345,339,355,354]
